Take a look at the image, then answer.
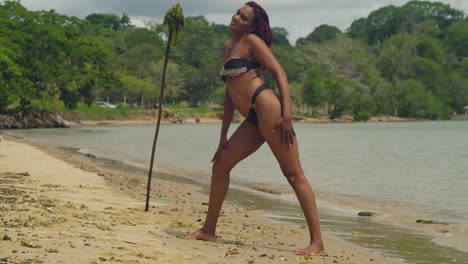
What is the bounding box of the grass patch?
[29,99,223,121]
[165,104,223,116]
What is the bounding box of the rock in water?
[357,211,376,217]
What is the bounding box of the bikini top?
[220,57,262,82]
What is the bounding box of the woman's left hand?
[273,115,296,147]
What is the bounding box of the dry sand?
[0,135,404,264]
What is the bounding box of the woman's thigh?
[214,120,265,172]
[255,92,303,174]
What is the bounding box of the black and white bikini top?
[220,57,262,82]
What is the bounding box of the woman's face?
[229,5,256,33]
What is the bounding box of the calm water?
[3,121,468,263]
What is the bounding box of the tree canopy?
[1,0,467,120]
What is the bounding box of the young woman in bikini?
[184,1,324,256]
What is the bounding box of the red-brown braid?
[245,1,273,48]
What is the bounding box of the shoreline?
[0,134,404,264]
[70,112,467,127]
[70,114,428,127]
[3,107,466,129]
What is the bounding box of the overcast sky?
[11,0,468,44]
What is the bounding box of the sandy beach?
[0,134,404,264]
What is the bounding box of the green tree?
[378,33,415,81]
[0,46,23,112]
[408,57,445,97]
[397,79,451,119]
[347,18,368,39]
[181,66,219,105]
[446,18,468,58]
[124,28,164,50]
[446,72,468,113]
[403,1,464,30]
[302,66,326,113]
[120,13,132,27]
[272,27,291,46]
[306,24,341,43]
[85,13,121,30]
[359,1,464,44]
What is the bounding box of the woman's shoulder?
[243,33,262,42]
[243,33,267,48]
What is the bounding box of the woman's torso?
[223,36,266,117]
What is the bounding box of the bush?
[354,111,371,121]
[397,79,452,119]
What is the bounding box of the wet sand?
[0,135,403,264]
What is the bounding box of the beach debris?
[45,247,59,253]
[96,223,113,231]
[296,255,318,263]
[84,153,97,158]
[351,231,361,237]
[225,248,240,257]
[357,211,375,217]
[0,257,12,264]
[416,219,449,225]
[20,240,42,248]
[416,219,435,224]
[2,234,12,241]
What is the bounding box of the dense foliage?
[1,0,467,120]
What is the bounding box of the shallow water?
[3,121,468,263]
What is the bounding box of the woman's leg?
[184,120,265,240]
[255,91,324,255]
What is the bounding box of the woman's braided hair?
[245,1,273,48]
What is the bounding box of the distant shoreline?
[1,108,466,129]
[70,113,445,127]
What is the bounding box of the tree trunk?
[145,32,173,211]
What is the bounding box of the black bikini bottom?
[246,83,273,125]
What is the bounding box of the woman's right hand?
[211,136,229,163]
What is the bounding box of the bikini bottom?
[246,83,273,125]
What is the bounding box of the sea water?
[4,121,468,263]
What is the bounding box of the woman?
[184,1,324,256]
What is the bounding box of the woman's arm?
[220,40,235,138]
[211,90,234,162]
[220,91,234,138]
[245,34,296,146]
[245,34,291,117]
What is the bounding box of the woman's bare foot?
[182,229,216,241]
[295,241,324,256]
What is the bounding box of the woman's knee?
[281,167,306,185]
[212,159,233,176]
